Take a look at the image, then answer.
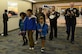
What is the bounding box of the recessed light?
[28,0,36,3]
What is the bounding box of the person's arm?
[31,18,36,30]
[19,19,21,29]
[42,24,48,32]
[47,12,50,19]
[42,13,46,22]
[3,13,8,21]
[64,9,68,17]
[37,24,42,32]
[6,13,8,21]
[23,18,27,31]
[75,8,79,17]
[56,12,60,19]
[64,9,69,20]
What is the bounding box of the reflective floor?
[0,27,82,54]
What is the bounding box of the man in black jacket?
[64,2,79,44]
[49,6,60,40]
[3,10,8,36]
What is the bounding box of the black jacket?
[3,12,8,22]
[64,8,79,25]
[48,11,60,24]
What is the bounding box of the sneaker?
[34,41,38,45]
[41,49,44,52]
[41,47,45,52]
[29,47,32,50]
[31,47,34,50]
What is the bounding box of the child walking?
[19,12,28,46]
[37,16,48,52]
[24,9,36,50]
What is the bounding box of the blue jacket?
[37,23,48,36]
[24,15,36,31]
[19,19,25,31]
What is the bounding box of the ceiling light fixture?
[28,0,36,3]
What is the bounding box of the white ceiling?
[24,0,57,3]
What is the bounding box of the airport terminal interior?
[0,0,82,54]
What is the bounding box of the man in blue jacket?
[24,9,36,50]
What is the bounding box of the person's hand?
[71,11,74,15]
[20,31,22,33]
[19,31,21,35]
[67,11,70,16]
[19,31,25,35]
[19,31,23,35]
[32,30,35,32]
[75,14,76,16]
[38,29,42,32]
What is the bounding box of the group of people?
[3,2,80,52]
[19,9,48,52]
[18,2,79,52]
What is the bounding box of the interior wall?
[33,2,82,13]
[0,0,32,33]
